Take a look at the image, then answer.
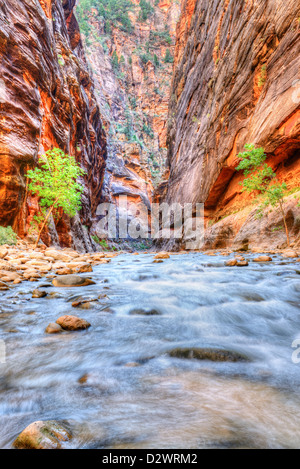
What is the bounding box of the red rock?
[56,315,91,331]
[253,256,272,262]
[0,0,106,247]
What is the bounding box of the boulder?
[23,270,42,280]
[253,256,272,262]
[55,268,74,276]
[225,259,237,266]
[44,250,72,262]
[52,275,95,288]
[0,247,8,259]
[154,253,170,259]
[0,271,21,282]
[56,315,91,331]
[282,250,298,258]
[13,421,71,449]
[32,289,47,298]
[72,263,93,274]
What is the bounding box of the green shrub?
[139,0,154,21]
[164,48,174,63]
[76,0,134,37]
[92,235,109,250]
[0,226,17,246]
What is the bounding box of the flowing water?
[1,252,300,449]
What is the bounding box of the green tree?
[236,144,291,246]
[164,48,173,63]
[26,148,86,249]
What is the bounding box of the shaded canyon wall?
[76,0,180,242]
[0,0,107,250]
[164,0,300,249]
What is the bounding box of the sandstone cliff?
[76,0,180,242]
[165,0,300,249]
[0,0,107,250]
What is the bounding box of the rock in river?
[168,347,248,362]
[253,256,272,262]
[45,323,64,334]
[154,253,170,260]
[32,289,47,299]
[52,275,95,288]
[129,308,162,316]
[13,420,72,449]
[56,315,91,331]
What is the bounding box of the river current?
[1,252,300,449]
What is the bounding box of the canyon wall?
[165,0,300,249]
[0,0,107,250]
[76,0,180,243]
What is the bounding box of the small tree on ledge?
[26,148,86,249]
[236,144,291,247]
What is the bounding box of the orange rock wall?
[0,0,107,250]
[166,0,300,230]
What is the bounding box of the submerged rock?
[129,308,162,316]
[71,298,97,309]
[13,420,71,449]
[32,289,47,299]
[45,323,64,334]
[56,315,91,331]
[52,275,95,288]
[168,347,248,362]
[0,281,9,291]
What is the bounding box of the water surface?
[1,252,300,448]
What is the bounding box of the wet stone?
[56,315,91,331]
[13,420,72,449]
[129,308,162,316]
[32,289,47,298]
[168,347,249,362]
[45,323,64,334]
[52,275,95,288]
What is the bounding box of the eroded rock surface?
[163,0,300,249]
[0,0,107,250]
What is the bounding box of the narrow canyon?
[0,0,300,451]
[0,0,299,250]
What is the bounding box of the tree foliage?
[76,0,134,36]
[236,144,291,245]
[26,148,86,247]
[0,226,17,246]
[138,0,154,21]
[164,48,174,64]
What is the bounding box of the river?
[1,252,300,448]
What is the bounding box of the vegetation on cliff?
[237,145,299,247]
[76,0,178,189]
[26,149,86,249]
